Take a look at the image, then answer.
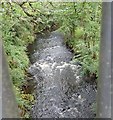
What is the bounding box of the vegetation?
[1,1,101,118]
[52,3,101,78]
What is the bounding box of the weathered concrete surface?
[28,31,96,118]
[1,46,19,118]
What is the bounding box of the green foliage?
[1,2,35,117]
[52,2,101,77]
[1,1,102,118]
[14,86,35,118]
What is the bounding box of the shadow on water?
[27,31,97,118]
[27,33,50,64]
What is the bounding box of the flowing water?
[28,31,97,118]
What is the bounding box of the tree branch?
[19,3,34,17]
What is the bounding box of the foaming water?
[28,31,96,118]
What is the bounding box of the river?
[28,31,97,118]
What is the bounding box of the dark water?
[28,31,97,118]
